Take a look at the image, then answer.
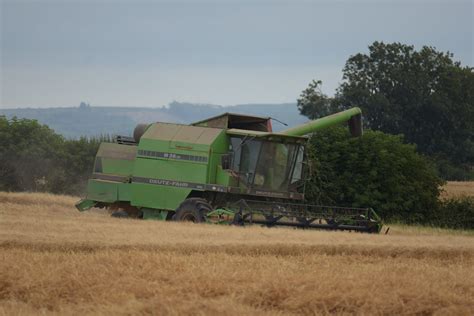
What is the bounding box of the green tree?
[0,116,104,195]
[297,80,335,119]
[305,127,443,223]
[334,42,474,179]
[435,197,474,230]
[0,116,65,192]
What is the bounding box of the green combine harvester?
[76,107,382,233]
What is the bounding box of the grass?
[1,192,473,315]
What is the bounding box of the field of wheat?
[0,191,473,315]
[441,181,474,199]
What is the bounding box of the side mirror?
[221,154,232,170]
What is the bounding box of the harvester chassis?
[76,108,384,233]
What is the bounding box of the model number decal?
[137,150,208,163]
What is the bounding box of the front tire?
[174,198,212,223]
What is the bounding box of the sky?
[1,0,473,108]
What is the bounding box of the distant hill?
[0,101,308,138]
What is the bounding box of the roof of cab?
[192,112,272,131]
[192,112,270,126]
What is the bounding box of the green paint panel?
[131,183,191,210]
[97,142,137,160]
[210,129,229,152]
[207,130,229,183]
[118,183,132,201]
[138,138,169,152]
[86,179,118,202]
[133,158,208,183]
[139,138,211,154]
[215,165,233,186]
[141,123,222,147]
[75,199,97,212]
[101,158,135,175]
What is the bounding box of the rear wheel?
[174,198,212,223]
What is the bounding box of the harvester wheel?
[174,198,212,223]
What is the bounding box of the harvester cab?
[76,107,382,233]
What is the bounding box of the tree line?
[0,116,107,195]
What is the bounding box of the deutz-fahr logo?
[148,179,191,188]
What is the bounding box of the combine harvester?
[76,107,382,233]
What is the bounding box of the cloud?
[1,0,472,108]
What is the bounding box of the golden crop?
[441,181,474,199]
[0,192,473,315]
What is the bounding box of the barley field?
[0,192,473,315]
[441,181,474,199]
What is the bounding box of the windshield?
[230,137,304,192]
